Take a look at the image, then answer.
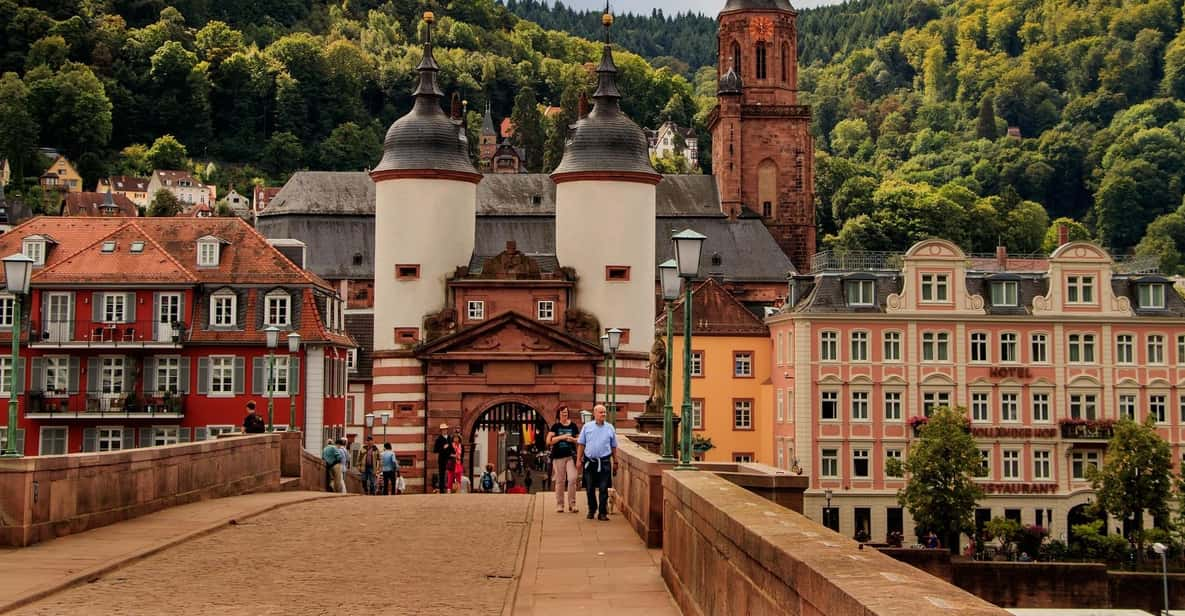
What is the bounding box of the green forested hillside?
[0,0,699,211]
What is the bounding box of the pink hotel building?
[766,238,1185,546]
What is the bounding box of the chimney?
[577,92,590,119]
[996,245,1008,271]
[505,240,517,253]
[1057,222,1069,248]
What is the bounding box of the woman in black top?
[548,406,581,513]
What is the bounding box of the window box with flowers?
[1058,417,1115,440]
[910,414,971,437]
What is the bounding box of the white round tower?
[552,11,661,357]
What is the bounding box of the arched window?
[731,41,742,76]
[781,42,790,82]
[756,42,767,80]
[758,159,777,219]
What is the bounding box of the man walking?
[577,404,617,521]
[243,401,265,434]
[336,438,350,493]
[322,438,342,493]
[360,436,378,495]
[380,442,399,495]
[432,423,452,494]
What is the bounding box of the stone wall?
[951,560,1111,608]
[661,471,1009,616]
[298,447,364,494]
[0,434,282,547]
[614,438,672,548]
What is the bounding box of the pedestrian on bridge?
[548,406,580,513]
[433,423,453,494]
[380,442,399,495]
[322,439,343,493]
[577,404,617,521]
[360,436,378,495]
[243,401,265,434]
[336,439,350,494]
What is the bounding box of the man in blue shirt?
[577,404,618,521]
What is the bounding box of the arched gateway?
[468,401,550,487]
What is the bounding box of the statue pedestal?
[632,411,681,456]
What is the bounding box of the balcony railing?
[1059,419,1115,440]
[23,390,186,418]
[29,319,186,347]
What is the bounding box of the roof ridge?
[32,221,138,281]
[236,216,327,289]
[128,220,199,282]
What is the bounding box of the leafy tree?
[148,189,182,217]
[984,517,1022,552]
[116,144,151,177]
[1041,217,1093,252]
[510,86,545,173]
[886,406,982,551]
[25,35,68,70]
[0,72,38,183]
[1089,417,1172,543]
[1003,200,1049,253]
[975,96,998,140]
[146,135,188,171]
[317,122,380,171]
[25,62,111,157]
[544,84,581,172]
[262,131,304,177]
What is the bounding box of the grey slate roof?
[256,215,375,279]
[345,313,374,379]
[265,172,374,216]
[721,0,795,11]
[1114,277,1185,316]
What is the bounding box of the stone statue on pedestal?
[647,333,667,415]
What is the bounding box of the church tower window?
[731,41,742,77]
[756,43,767,80]
[781,43,790,82]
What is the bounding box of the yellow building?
[660,278,773,464]
[39,155,82,193]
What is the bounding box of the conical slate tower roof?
[481,102,497,136]
[551,8,657,179]
[721,0,794,12]
[372,13,478,178]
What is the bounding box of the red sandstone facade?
[709,2,816,272]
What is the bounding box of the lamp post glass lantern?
[600,333,611,407]
[1,253,32,457]
[287,332,301,431]
[606,327,621,424]
[264,326,280,432]
[672,230,704,470]
[1154,542,1169,616]
[365,413,375,443]
[658,259,680,463]
[825,488,834,530]
[380,412,390,445]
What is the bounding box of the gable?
[418,312,601,359]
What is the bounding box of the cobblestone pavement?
[11,495,533,616]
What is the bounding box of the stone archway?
[1068,502,1106,544]
[467,401,549,490]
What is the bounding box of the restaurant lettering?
[980,482,1058,495]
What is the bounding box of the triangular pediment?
[418,311,602,358]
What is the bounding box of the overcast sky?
[560,0,841,16]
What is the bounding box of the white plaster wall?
[373,178,476,351]
[555,180,656,354]
[303,345,326,452]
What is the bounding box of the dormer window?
[264,290,291,327]
[211,290,237,327]
[991,281,1018,306]
[1139,283,1166,309]
[844,279,874,306]
[22,238,46,266]
[130,241,145,254]
[920,273,949,302]
[197,238,221,267]
[101,241,116,253]
[1067,275,1094,304]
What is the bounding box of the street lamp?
[287,332,301,431]
[1154,542,1169,616]
[672,229,705,470]
[365,413,375,443]
[657,259,680,463]
[264,325,280,432]
[2,253,32,457]
[825,488,834,531]
[380,412,390,445]
[600,333,611,407]
[606,327,622,424]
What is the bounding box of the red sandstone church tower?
[709,0,816,273]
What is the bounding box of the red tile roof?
[656,277,769,337]
[109,176,149,192]
[62,192,139,217]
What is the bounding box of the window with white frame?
[207,425,235,439]
[845,279,874,306]
[197,241,220,266]
[536,300,554,321]
[1119,394,1137,420]
[346,349,357,373]
[1179,335,1185,364]
[1070,393,1098,420]
[820,448,839,477]
[851,391,869,420]
[733,400,752,429]
[1001,392,1019,422]
[850,331,869,361]
[1002,449,1020,479]
[820,391,838,420]
[733,352,752,377]
[210,356,235,394]
[98,426,123,452]
[1034,450,1051,480]
[103,293,126,323]
[101,357,124,394]
[1071,451,1099,480]
[977,449,991,477]
[0,295,13,327]
[1030,333,1048,363]
[1139,283,1166,309]
[776,389,784,422]
[1068,333,1095,363]
[991,280,1018,306]
[883,331,901,362]
[1116,334,1135,364]
[852,448,870,478]
[689,351,703,377]
[690,399,703,429]
[1150,394,1167,423]
[1148,335,1166,365]
[921,331,949,361]
[267,356,291,395]
[212,292,236,327]
[884,391,902,420]
[156,356,180,393]
[777,443,785,469]
[920,273,949,302]
[1067,275,1094,304]
[970,332,988,363]
[776,333,784,366]
[820,331,838,361]
[923,391,950,416]
[971,392,990,422]
[1000,332,1018,362]
[264,291,291,327]
[782,332,792,365]
[40,427,67,455]
[22,239,45,266]
[466,300,485,321]
[0,356,12,396]
[1032,392,1050,422]
[152,426,179,446]
[886,449,903,477]
[44,356,68,394]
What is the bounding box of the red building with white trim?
[0,217,353,456]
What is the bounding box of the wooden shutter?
[68,356,80,394]
[194,426,207,441]
[125,293,136,323]
[87,358,100,392]
[139,427,154,448]
[17,358,26,394]
[92,293,103,322]
[179,427,191,442]
[197,358,209,394]
[252,357,264,395]
[14,428,25,454]
[122,357,135,393]
[289,357,300,396]
[233,356,245,394]
[83,427,97,452]
[31,358,44,392]
[180,357,191,393]
[144,357,156,393]
[151,293,161,340]
[121,428,134,450]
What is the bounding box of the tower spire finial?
[412,11,443,99]
[593,3,620,102]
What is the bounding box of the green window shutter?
[15,428,25,454]
[252,357,264,395]
[31,358,44,392]
[197,358,209,394]
[68,356,80,394]
[92,293,103,322]
[17,358,26,394]
[290,357,300,396]
[144,357,157,393]
[179,427,191,442]
[194,427,207,441]
[125,293,136,323]
[139,427,154,448]
[179,357,191,394]
[87,358,100,392]
[121,428,134,450]
[83,427,97,452]
[233,356,245,395]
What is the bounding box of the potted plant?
[691,435,715,454]
[908,415,929,436]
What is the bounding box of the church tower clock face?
[750,17,773,41]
